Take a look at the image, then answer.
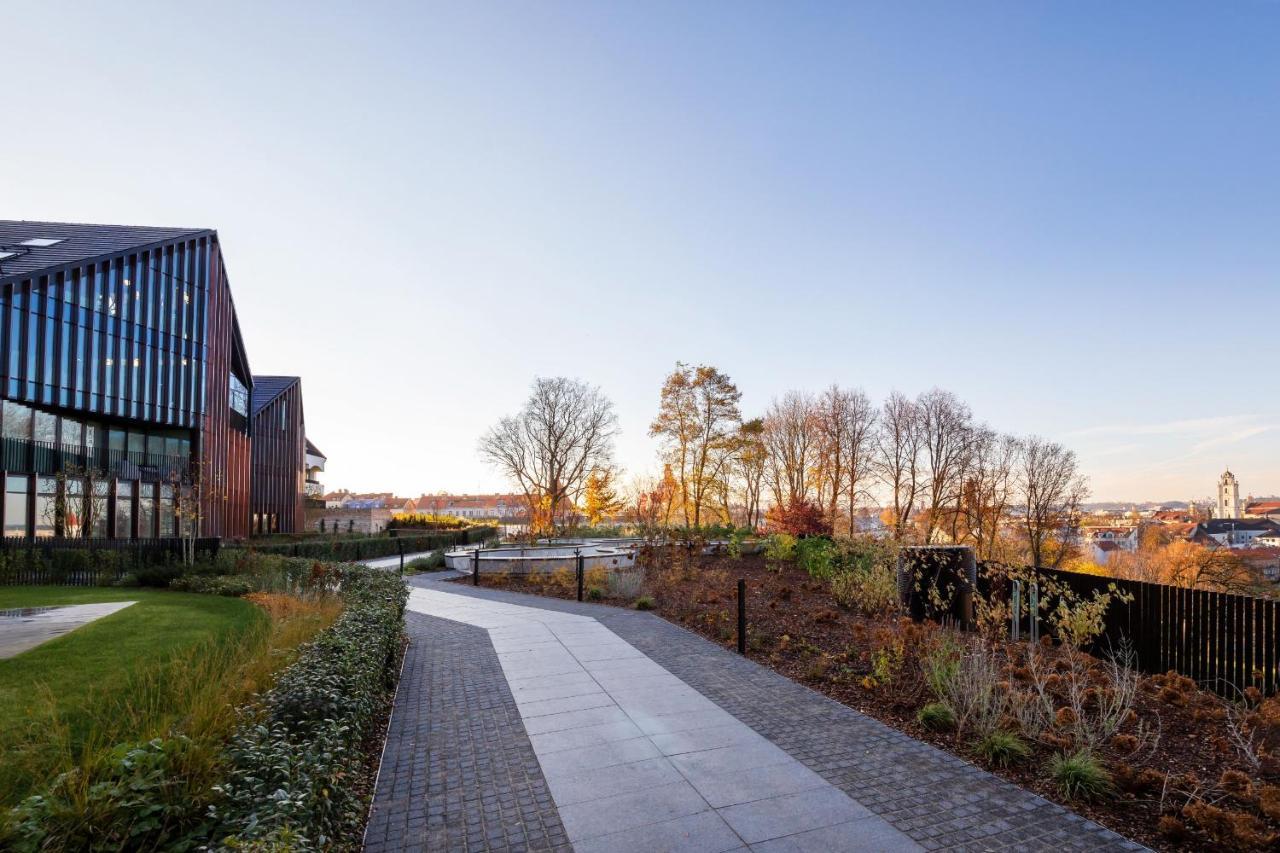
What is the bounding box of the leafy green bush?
[405,552,447,573]
[830,563,899,616]
[635,596,655,611]
[917,702,955,731]
[170,575,254,596]
[2,736,205,852]
[587,586,605,601]
[795,537,838,580]
[1049,750,1112,800]
[974,731,1030,767]
[209,565,407,847]
[764,533,797,563]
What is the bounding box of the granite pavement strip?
[363,573,1148,852]
[0,601,136,658]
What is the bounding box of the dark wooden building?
[0,221,258,539]
[249,375,305,534]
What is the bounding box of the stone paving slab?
[405,585,920,852]
[0,601,136,658]
[402,576,1148,853]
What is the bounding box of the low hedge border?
[209,563,407,848]
[244,527,497,562]
[1,560,408,851]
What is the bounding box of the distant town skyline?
[5,3,1277,502]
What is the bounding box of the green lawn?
[0,586,267,805]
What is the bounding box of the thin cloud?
[1191,425,1276,454]
[1068,415,1253,438]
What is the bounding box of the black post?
[398,538,405,575]
[576,548,584,602]
[473,548,480,585]
[737,577,746,654]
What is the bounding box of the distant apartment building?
[409,493,528,521]
[305,439,326,501]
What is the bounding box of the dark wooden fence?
[979,561,1280,697]
[0,537,221,586]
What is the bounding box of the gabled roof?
[0,220,210,282]
[250,375,300,417]
[1196,518,1280,535]
[305,438,326,459]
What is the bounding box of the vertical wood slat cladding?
[198,237,251,539]
[250,379,305,533]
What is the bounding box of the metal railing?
[0,437,191,481]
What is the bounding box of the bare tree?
[1015,436,1089,567]
[917,388,977,543]
[480,377,619,534]
[874,391,924,540]
[763,391,818,509]
[650,363,742,528]
[957,428,1018,561]
[829,384,880,532]
[732,418,768,530]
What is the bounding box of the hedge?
[243,526,496,561]
[209,564,407,848]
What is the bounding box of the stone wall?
[304,506,393,535]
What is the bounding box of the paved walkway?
[365,576,1145,853]
[0,601,136,658]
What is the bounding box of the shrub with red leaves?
[765,499,830,536]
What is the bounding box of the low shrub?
[974,731,1031,767]
[830,563,899,616]
[405,552,446,573]
[1049,750,1112,800]
[170,575,253,596]
[764,533,797,563]
[246,527,496,561]
[917,702,956,732]
[587,586,604,601]
[209,565,407,847]
[635,595,655,611]
[795,537,837,580]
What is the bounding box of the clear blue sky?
[4,2,1277,503]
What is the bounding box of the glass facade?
[0,228,255,540]
[0,242,208,428]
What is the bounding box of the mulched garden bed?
[455,551,1280,852]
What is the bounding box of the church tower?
[1216,469,1241,519]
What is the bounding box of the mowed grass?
[0,586,272,806]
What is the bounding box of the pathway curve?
[364,576,1146,852]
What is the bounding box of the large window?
[115,481,133,539]
[4,475,28,537]
[159,484,175,537]
[229,373,249,417]
[65,479,85,538]
[90,482,109,538]
[138,483,156,539]
[34,410,56,446]
[3,400,31,440]
[34,476,57,538]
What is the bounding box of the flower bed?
[464,546,1280,851]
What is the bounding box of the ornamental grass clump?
[974,731,1031,767]
[1049,750,1112,800]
